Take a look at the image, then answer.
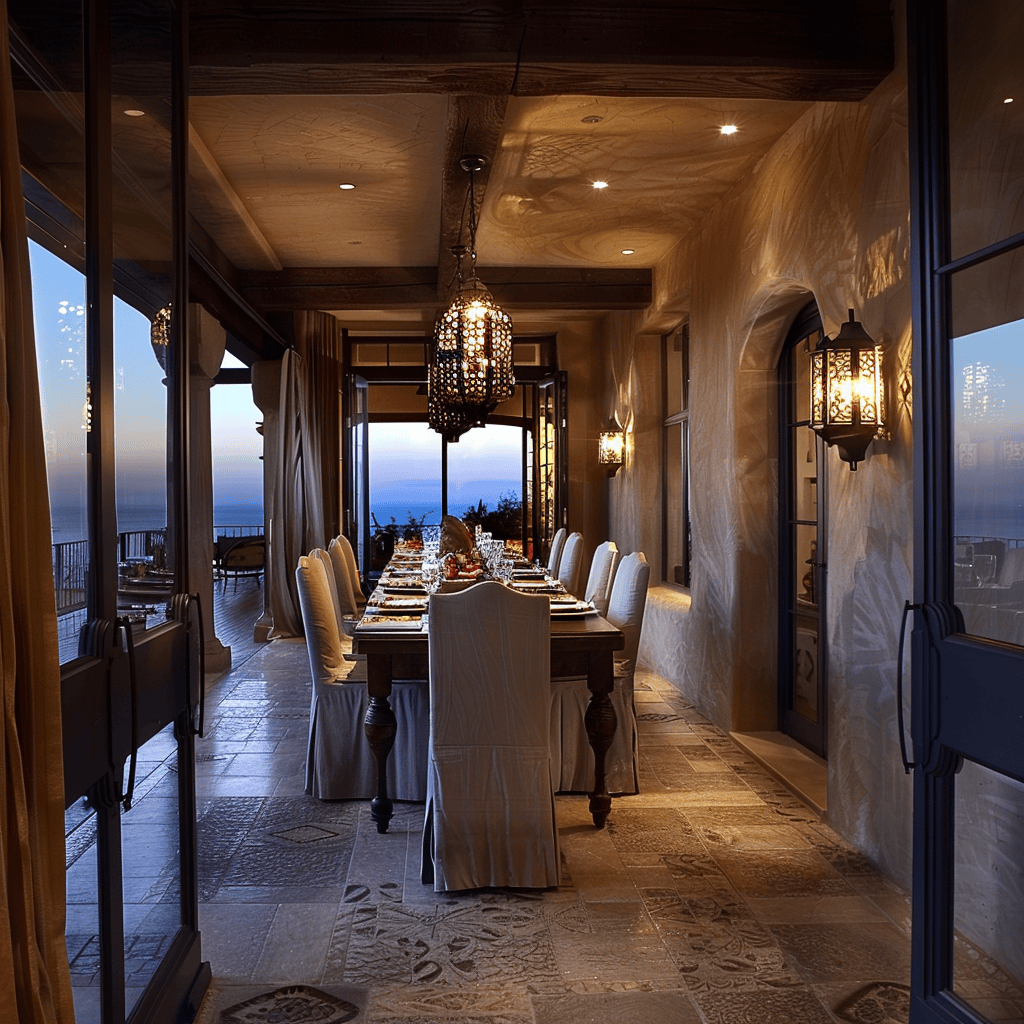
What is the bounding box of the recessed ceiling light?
[348,240,362,245]
[720,124,738,135]
[593,180,609,189]
[582,115,603,124]
[124,109,146,117]
[338,182,356,190]
[1004,97,1014,104]
[621,248,635,255]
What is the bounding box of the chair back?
[335,533,364,600]
[310,548,344,634]
[556,531,584,594]
[328,537,361,615]
[424,580,559,890]
[583,541,620,616]
[295,555,347,684]
[546,527,567,575]
[605,551,650,675]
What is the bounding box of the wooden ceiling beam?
[238,266,651,312]
[190,1,893,103]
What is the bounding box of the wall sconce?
[810,309,885,471]
[598,426,625,476]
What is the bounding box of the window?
[663,324,691,586]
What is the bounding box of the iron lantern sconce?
[598,428,625,476]
[810,309,885,471]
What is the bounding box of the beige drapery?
[0,2,75,1020]
[265,347,327,636]
[294,310,343,542]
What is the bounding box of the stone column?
[188,304,231,673]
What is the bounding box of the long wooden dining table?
[353,602,625,834]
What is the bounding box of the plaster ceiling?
[480,95,812,268]
[189,94,448,271]
[188,92,811,311]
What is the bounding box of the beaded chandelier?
[428,156,515,441]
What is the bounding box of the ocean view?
[50,502,266,545]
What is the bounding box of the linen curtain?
[264,347,327,636]
[294,310,342,541]
[0,1,75,1019]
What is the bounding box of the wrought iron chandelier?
[428,155,515,441]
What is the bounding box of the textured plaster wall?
[547,320,609,573]
[604,21,1024,984]
[606,67,917,884]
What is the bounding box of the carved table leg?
[584,649,617,828]
[364,653,396,833]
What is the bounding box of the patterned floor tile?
[179,640,938,1024]
[708,848,855,898]
[769,922,911,984]
[342,899,561,988]
[692,985,836,1024]
[532,988,701,1024]
[696,823,813,852]
[371,981,531,1019]
[663,918,802,994]
[815,980,911,1024]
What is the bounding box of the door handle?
[897,600,918,773]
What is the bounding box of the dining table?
[353,550,625,834]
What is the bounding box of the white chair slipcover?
[421,581,560,891]
[310,547,344,634]
[556,531,584,594]
[549,551,650,795]
[583,540,620,617]
[546,527,567,576]
[328,536,362,616]
[297,555,428,800]
[335,533,365,603]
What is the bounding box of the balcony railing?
[52,525,265,615]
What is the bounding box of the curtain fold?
[0,1,75,1019]
[266,348,327,636]
[295,309,342,542]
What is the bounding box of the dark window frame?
[662,323,691,588]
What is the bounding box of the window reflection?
[952,315,1024,646]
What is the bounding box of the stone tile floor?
[192,637,1024,1024]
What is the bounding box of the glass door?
[12,0,208,1020]
[908,1,1024,1021]
[778,304,827,758]
[534,372,567,563]
[346,374,370,585]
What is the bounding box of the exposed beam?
[240,267,439,311]
[213,367,252,385]
[188,123,283,272]
[238,266,651,312]
[190,1,893,102]
[189,233,289,363]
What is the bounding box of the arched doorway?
[778,301,828,758]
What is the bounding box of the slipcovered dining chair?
[546,527,567,576]
[328,536,363,617]
[421,581,560,891]
[556,531,584,594]
[583,540,620,616]
[549,551,650,795]
[336,533,365,602]
[296,554,429,801]
[310,548,344,633]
